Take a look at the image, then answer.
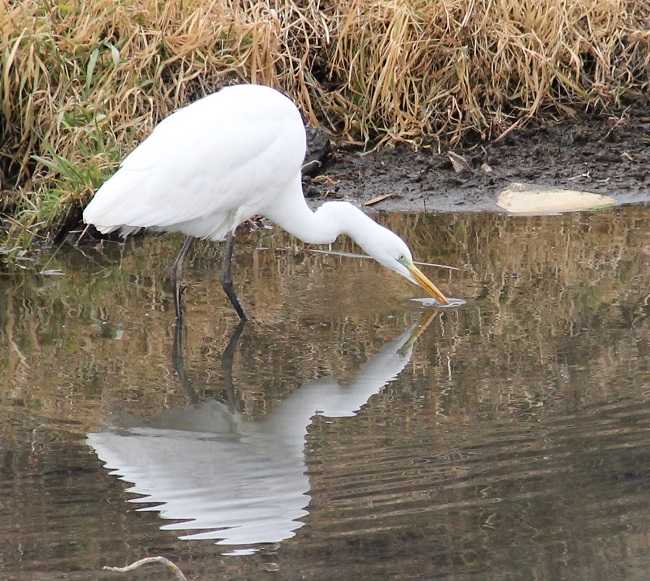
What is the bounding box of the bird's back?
[83,84,306,240]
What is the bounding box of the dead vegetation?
[1,0,648,246]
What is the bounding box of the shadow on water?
[1,205,650,579]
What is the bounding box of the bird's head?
[357,220,449,305]
[313,202,450,304]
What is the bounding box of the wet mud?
[305,109,650,212]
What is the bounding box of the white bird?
[83,84,449,319]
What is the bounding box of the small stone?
[496,182,615,214]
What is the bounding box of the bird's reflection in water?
[87,313,434,550]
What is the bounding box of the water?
[1,207,650,580]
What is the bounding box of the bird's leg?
[169,236,194,321]
[222,320,246,412]
[171,301,199,404]
[220,231,248,321]
[172,266,246,408]
[170,237,196,401]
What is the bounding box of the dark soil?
[304,108,650,213]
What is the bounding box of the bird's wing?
[83,86,305,239]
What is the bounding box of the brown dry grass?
[0,0,648,246]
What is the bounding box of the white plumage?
[83,84,449,317]
[84,84,305,241]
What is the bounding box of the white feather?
[83,83,450,307]
[83,84,305,240]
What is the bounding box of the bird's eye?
[397,255,406,264]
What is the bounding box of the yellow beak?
[408,263,449,305]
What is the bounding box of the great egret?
[83,84,449,319]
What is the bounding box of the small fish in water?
[411,297,466,308]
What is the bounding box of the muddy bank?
[305,109,650,213]
[16,109,650,249]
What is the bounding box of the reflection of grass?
[2,0,649,247]
[0,208,649,439]
[2,209,650,581]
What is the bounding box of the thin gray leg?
[170,236,194,321]
[220,232,248,321]
[171,304,199,404]
[222,320,246,411]
[172,302,246,407]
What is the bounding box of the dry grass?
[0,0,648,246]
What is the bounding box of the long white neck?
[262,174,385,246]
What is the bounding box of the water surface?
[2,207,650,580]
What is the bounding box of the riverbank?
[305,107,650,213]
[1,0,649,249]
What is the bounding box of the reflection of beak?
[408,263,449,305]
[401,311,439,354]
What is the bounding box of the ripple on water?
[410,296,467,308]
[2,206,650,580]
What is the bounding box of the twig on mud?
[301,159,322,174]
[364,192,399,206]
[600,106,631,142]
[493,118,525,143]
[103,556,188,580]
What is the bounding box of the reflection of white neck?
[259,325,418,448]
[87,322,419,548]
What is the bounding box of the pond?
[2,206,650,580]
